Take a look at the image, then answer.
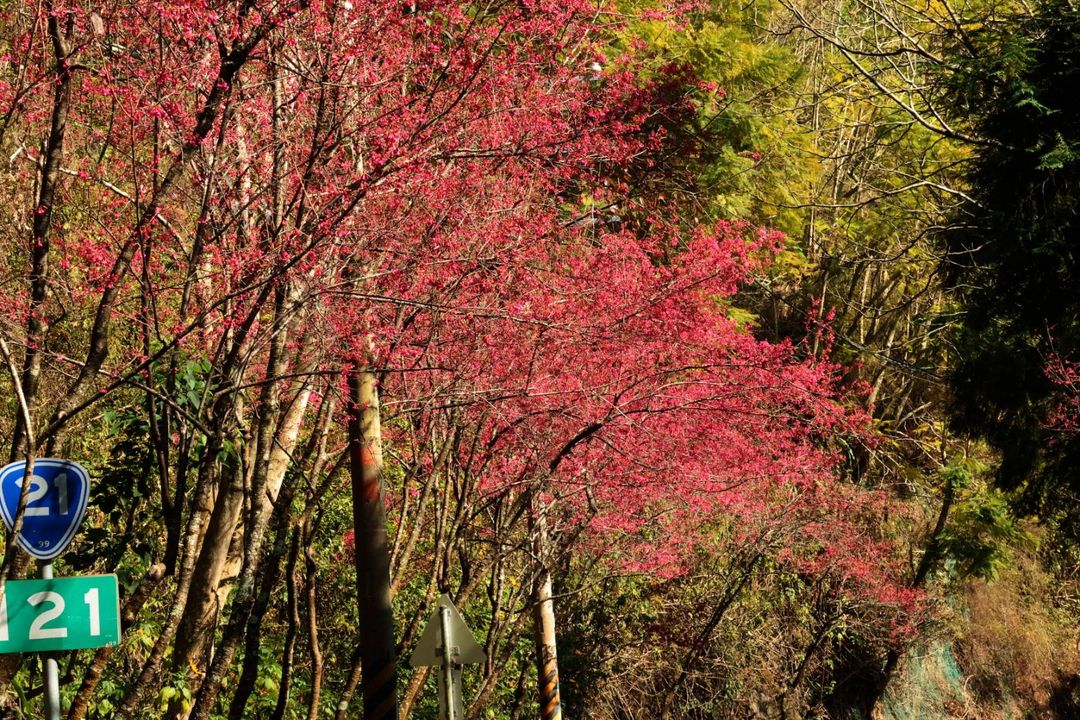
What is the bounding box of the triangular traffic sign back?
[409,594,486,667]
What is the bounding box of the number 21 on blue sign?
[0,459,91,560]
[15,472,71,517]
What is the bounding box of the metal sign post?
[410,595,486,720]
[438,607,457,720]
[39,562,59,720]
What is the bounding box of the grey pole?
[438,607,456,720]
[39,561,60,720]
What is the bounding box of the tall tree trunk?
[334,647,364,720]
[347,368,400,720]
[10,0,71,460]
[270,529,302,720]
[66,564,166,720]
[185,386,314,720]
[225,521,291,720]
[172,280,306,684]
[530,501,562,720]
[1,2,72,705]
[304,521,324,720]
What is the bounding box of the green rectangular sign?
[0,575,121,653]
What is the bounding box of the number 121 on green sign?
[0,575,121,653]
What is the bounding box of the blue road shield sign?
[0,459,91,560]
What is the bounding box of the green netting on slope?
[880,642,968,720]
[880,640,1027,720]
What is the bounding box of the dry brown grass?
[954,555,1080,716]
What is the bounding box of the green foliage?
[559,572,655,715]
[946,0,1080,534]
[610,3,816,236]
[938,463,1033,581]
